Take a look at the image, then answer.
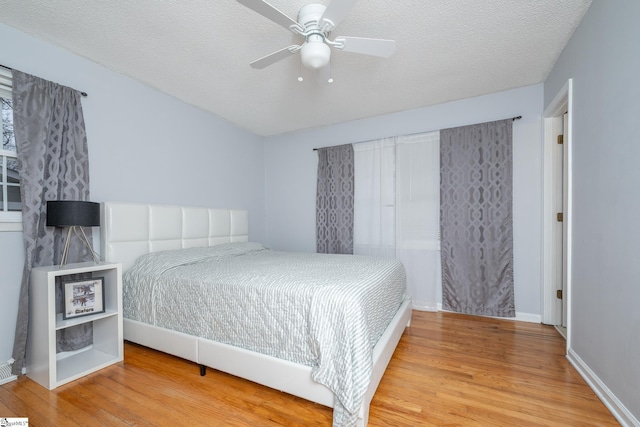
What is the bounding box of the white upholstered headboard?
[101,202,249,272]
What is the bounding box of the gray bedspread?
[123,242,407,426]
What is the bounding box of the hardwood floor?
[1,311,618,426]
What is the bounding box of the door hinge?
[556,212,563,222]
[557,135,564,144]
[556,289,563,299]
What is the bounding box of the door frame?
[541,79,573,349]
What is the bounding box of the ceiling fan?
[237,0,396,73]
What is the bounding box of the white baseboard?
[436,304,541,323]
[567,348,639,427]
[511,311,542,323]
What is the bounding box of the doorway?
[542,79,573,349]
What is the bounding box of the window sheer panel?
[353,138,396,258]
[396,131,440,311]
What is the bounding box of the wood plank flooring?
[1,311,619,426]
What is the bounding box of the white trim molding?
[541,79,573,349]
[437,304,541,323]
[567,349,639,427]
[0,221,22,232]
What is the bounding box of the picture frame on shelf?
[62,277,105,320]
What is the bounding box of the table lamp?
[46,200,100,267]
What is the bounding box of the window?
[1,66,21,231]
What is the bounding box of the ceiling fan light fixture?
[300,40,330,70]
[238,0,396,75]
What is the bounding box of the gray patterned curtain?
[440,119,515,317]
[11,70,94,375]
[316,144,354,254]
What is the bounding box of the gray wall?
[544,0,640,419]
[264,84,543,319]
[0,22,266,362]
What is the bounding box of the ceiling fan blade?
[249,45,299,69]
[319,0,359,31]
[237,0,299,31]
[335,37,396,58]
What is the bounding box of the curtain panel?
[395,132,441,311]
[11,70,94,375]
[316,144,355,254]
[440,119,515,317]
[353,138,396,258]
[353,132,441,311]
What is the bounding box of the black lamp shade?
[46,201,100,227]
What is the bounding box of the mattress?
[123,242,407,426]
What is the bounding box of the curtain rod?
[312,115,523,151]
[0,63,88,97]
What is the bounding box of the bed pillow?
[126,241,269,276]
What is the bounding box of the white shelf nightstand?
[27,261,123,390]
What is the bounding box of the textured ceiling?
[0,0,592,136]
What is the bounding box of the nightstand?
[27,261,123,390]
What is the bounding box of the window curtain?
[440,119,515,317]
[316,144,354,254]
[353,131,440,311]
[11,70,94,375]
[396,132,441,311]
[353,138,396,258]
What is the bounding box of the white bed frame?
[101,201,412,426]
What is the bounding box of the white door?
[561,113,569,327]
[552,113,568,330]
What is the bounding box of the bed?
[100,201,412,427]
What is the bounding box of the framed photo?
[62,277,105,320]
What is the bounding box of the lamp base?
[59,226,100,268]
